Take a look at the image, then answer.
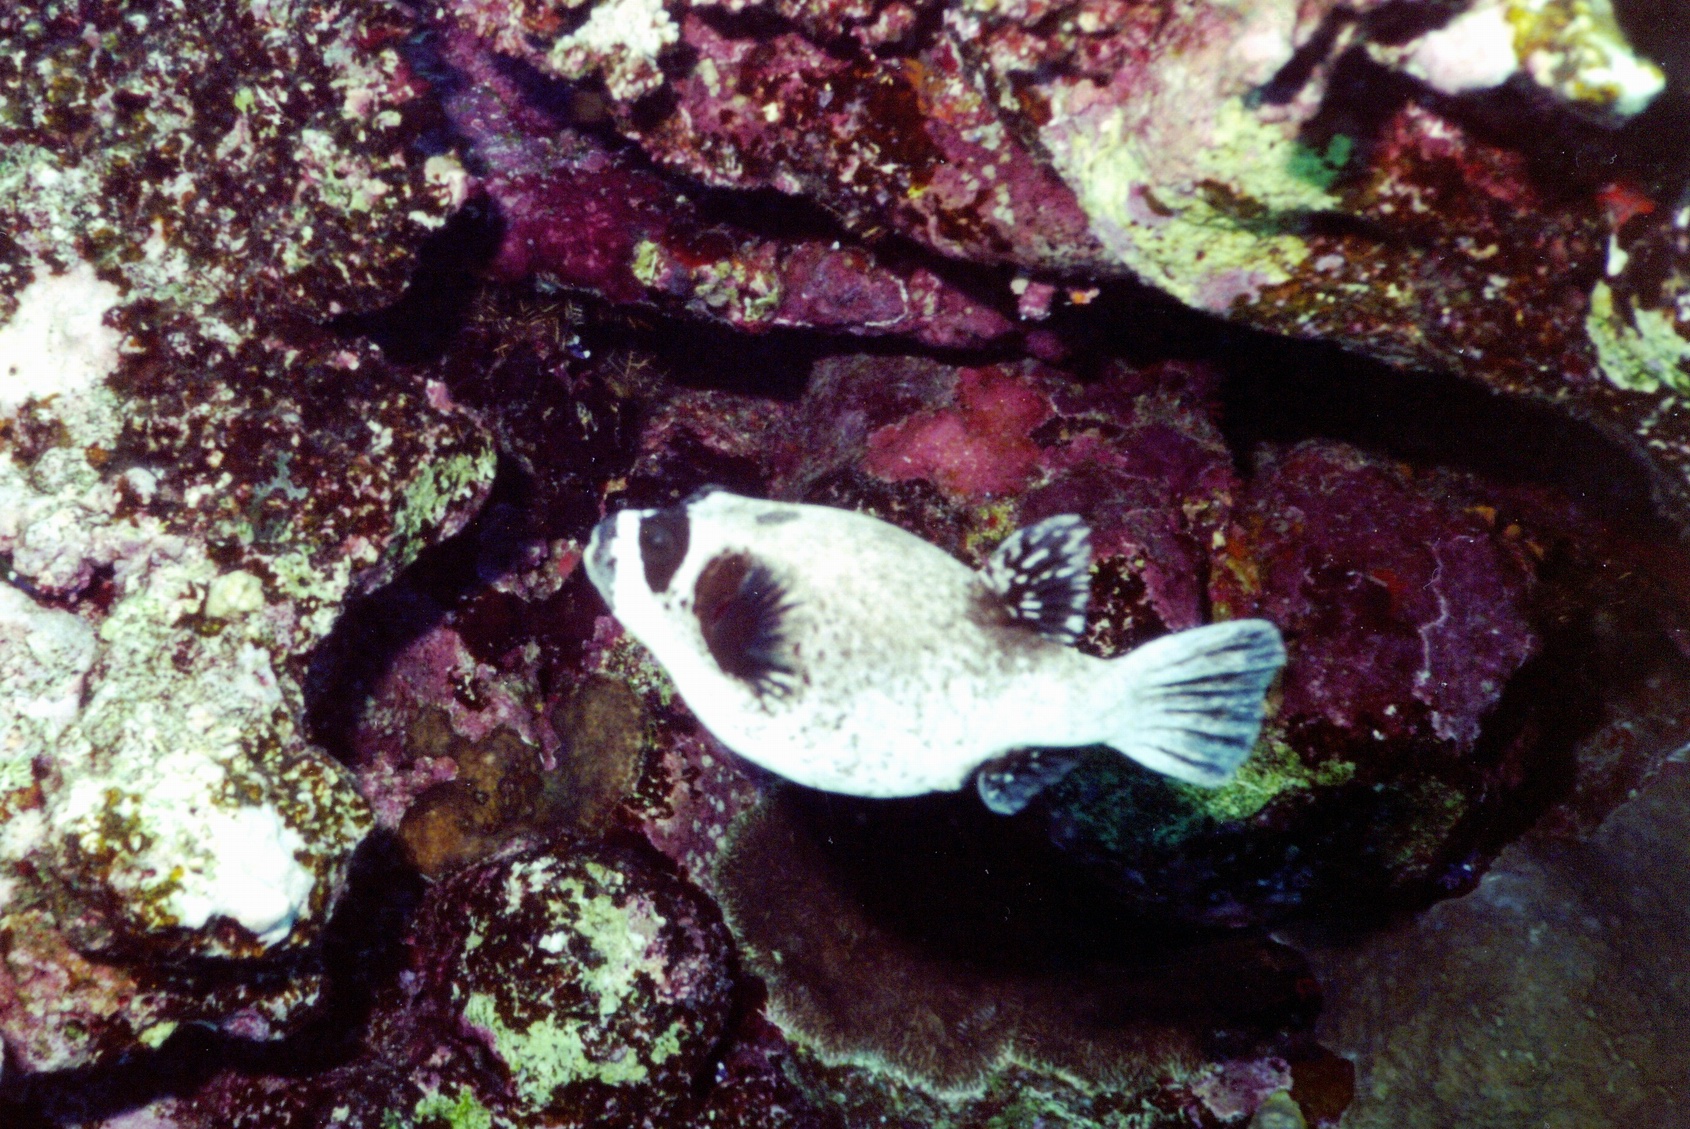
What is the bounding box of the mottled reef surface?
[2,0,1689,1126]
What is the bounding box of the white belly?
[679,644,1103,797]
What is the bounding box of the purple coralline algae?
[1218,441,1538,752]
[436,25,1018,349]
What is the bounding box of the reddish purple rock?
[1217,441,1540,753]
[435,26,1018,349]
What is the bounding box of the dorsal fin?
[980,514,1092,644]
[694,551,797,697]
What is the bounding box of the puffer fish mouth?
[585,514,619,612]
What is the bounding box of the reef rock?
[1300,761,1690,1128]
[436,26,1018,350]
[411,841,736,1128]
[0,0,490,1077]
[431,0,1690,531]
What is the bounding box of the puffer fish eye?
[639,504,691,592]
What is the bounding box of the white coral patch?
[564,0,677,61]
[0,260,124,416]
[0,583,97,765]
[55,739,317,947]
[1398,3,1520,94]
[548,0,678,101]
[169,802,314,945]
[1384,0,1665,118]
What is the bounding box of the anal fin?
[975,747,1086,815]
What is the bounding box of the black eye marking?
[639,505,691,593]
[694,551,797,697]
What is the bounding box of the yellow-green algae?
[630,239,669,289]
[781,1054,1206,1129]
[458,858,682,1106]
[389,445,499,570]
[1176,732,1356,825]
[384,1087,494,1129]
[692,255,784,324]
[1586,280,1690,395]
[1049,97,1343,312]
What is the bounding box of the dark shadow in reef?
[329,196,505,365]
[0,832,425,1125]
[718,783,1323,1090]
[1217,340,1677,539]
[1616,0,1690,86]
[302,456,543,763]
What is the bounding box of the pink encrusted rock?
[781,354,1236,640]
[633,18,1106,271]
[1188,1056,1295,1123]
[345,615,553,831]
[437,26,1017,348]
[634,708,769,894]
[864,366,1054,501]
[1216,441,1539,753]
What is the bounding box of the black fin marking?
[975,747,1086,816]
[639,505,691,593]
[980,514,1092,644]
[694,551,796,696]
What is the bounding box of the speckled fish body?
[586,489,1285,811]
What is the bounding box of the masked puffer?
[585,488,1285,814]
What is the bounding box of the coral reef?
[430,0,1690,523]
[435,27,1018,350]
[4,0,1690,1125]
[0,0,486,1081]
[1298,762,1690,1128]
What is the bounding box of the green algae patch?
[1176,733,1356,824]
[410,1087,495,1129]
[389,444,498,570]
[1049,96,1339,313]
[1287,134,1355,193]
[464,991,652,1098]
[630,239,668,289]
[1586,280,1690,394]
[692,254,784,325]
[431,844,733,1125]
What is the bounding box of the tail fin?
[1104,620,1285,787]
